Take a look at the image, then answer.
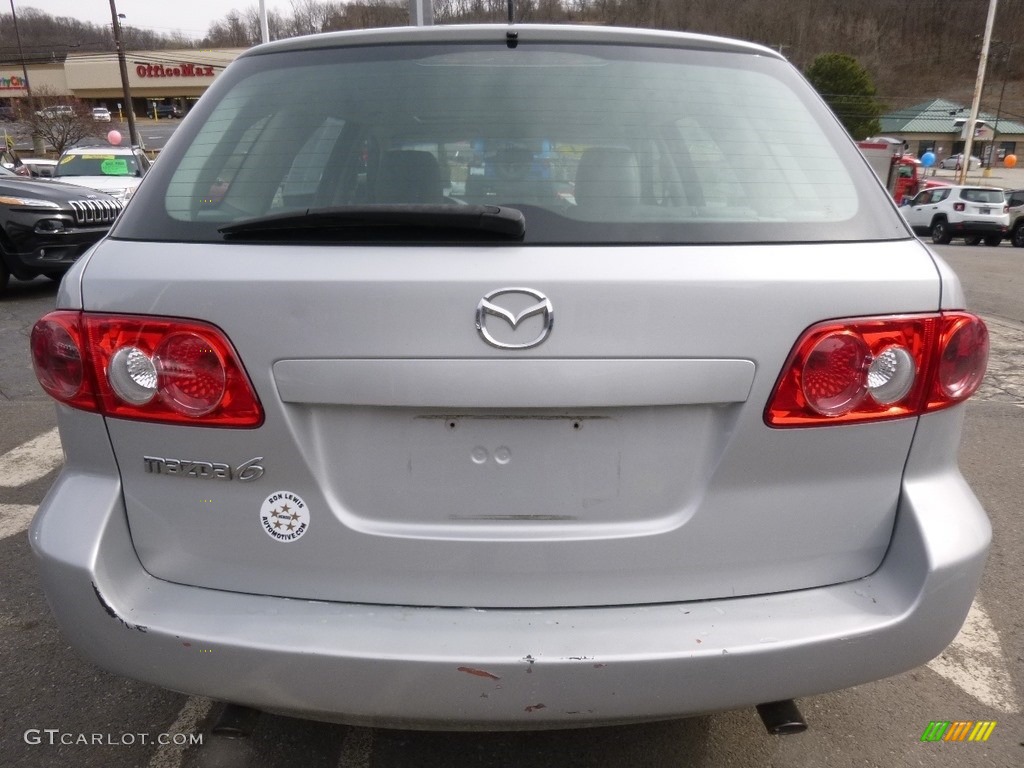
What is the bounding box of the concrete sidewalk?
[925,164,1024,190]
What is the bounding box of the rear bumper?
[947,221,1007,236]
[30,410,990,729]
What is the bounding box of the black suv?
[0,166,123,296]
[148,103,182,119]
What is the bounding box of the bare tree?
[290,0,336,36]
[15,88,101,156]
[0,2,1021,123]
[243,4,291,41]
[205,10,257,46]
[334,1,406,30]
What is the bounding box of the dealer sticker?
[259,491,310,542]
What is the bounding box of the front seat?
[375,150,443,204]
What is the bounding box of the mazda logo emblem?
[476,288,553,349]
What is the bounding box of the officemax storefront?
[0,49,243,117]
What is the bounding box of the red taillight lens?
[931,315,988,404]
[954,202,965,212]
[800,332,870,416]
[154,332,228,417]
[31,311,263,428]
[31,312,91,407]
[766,313,987,427]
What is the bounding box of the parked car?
[939,153,981,170]
[1006,188,1024,247]
[148,103,181,119]
[1,150,59,179]
[52,144,151,201]
[0,165,123,296]
[900,184,1009,244]
[0,147,31,176]
[29,24,991,732]
[35,105,75,119]
[20,158,58,178]
[92,107,112,122]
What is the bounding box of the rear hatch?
[87,25,927,608]
[85,239,935,607]
[958,187,1009,224]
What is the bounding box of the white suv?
[900,184,1009,245]
[53,144,151,201]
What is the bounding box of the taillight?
[765,313,987,427]
[31,312,93,410]
[954,202,965,212]
[31,311,263,428]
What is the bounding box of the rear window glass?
[960,188,1005,204]
[113,40,907,244]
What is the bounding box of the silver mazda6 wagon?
[29,24,990,731]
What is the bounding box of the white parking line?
[0,428,63,488]
[337,727,375,768]
[0,504,37,539]
[147,696,213,768]
[927,599,1020,713]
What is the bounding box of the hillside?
[1,1,1022,121]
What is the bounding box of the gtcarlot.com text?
[24,729,203,747]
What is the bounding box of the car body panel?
[29,23,990,728]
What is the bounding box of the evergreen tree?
[805,53,884,139]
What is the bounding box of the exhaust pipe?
[210,703,261,738]
[756,700,808,735]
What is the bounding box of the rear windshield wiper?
[218,204,525,241]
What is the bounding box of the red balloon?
[107,130,122,146]
[1004,154,1018,168]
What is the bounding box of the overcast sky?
[23,2,296,40]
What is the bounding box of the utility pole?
[960,0,998,184]
[9,0,43,153]
[987,41,1013,175]
[259,0,269,44]
[8,1,31,105]
[408,0,433,26]
[109,0,140,148]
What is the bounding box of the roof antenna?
[506,0,518,47]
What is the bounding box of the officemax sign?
[136,63,215,78]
